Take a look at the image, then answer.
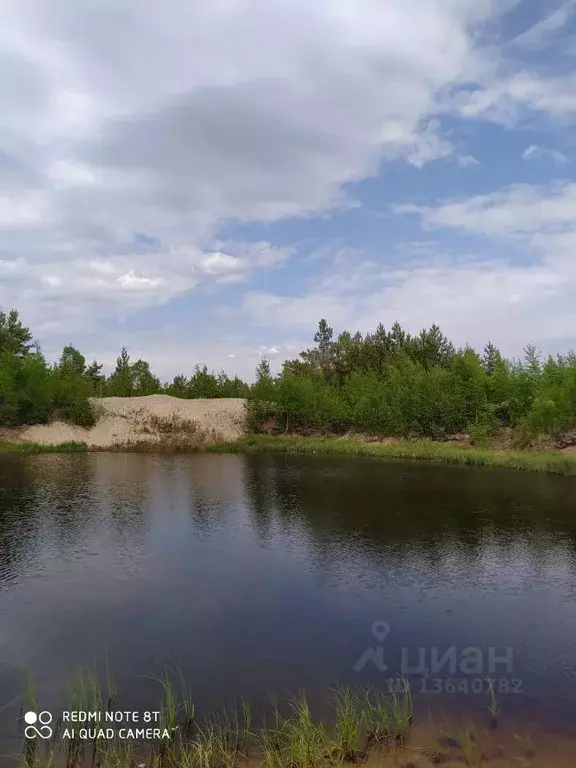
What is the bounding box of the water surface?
[1,452,576,748]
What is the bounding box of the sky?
[1,0,576,381]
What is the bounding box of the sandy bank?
[19,395,247,449]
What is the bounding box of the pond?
[1,452,576,757]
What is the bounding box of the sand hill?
[18,395,247,449]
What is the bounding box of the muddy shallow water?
[0,452,575,761]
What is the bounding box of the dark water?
[1,452,576,746]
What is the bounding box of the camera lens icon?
[24,711,53,739]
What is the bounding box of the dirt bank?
[18,395,247,449]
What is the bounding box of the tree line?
[250,319,576,445]
[0,308,249,428]
[1,308,575,444]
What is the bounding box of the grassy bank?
[0,440,87,454]
[17,671,576,768]
[2,433,576,477]
[208,434,576,476]
[20,673,416,768]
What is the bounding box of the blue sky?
[1,0,576,379]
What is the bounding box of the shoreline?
[11,675,576,768]
[0,440,88,454]
[3,434,576,476]
[211,435,576,476]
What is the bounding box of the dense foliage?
[249,320,576,445]
[0,310,95,427]
[0,308,249,427]
[2,307,575,444]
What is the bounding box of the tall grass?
[27,673,566,768]
[283,695,330,768]
[16,677,419,768]
[331,689,363,761]
[208,434,576,476]
[361,684,412,745]
[0,441,87,454]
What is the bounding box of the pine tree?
[482,342,502,375]
[253,358,275,401]
[86,360,105,395]
[107,347,134,396]
[0,309,34,357]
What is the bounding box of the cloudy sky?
[2,0,576,380]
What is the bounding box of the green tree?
[166,374,188,397]
[252,358,276,401]
[86,360,105,395]
[411,324,455,370]
[106,347,134,396]
[187,365,219,398]
[131,359,160,396]
[58,344,87,377]
[0,309,34,357]
[300,319,335,379]
[482,342,502,375]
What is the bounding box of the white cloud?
[2,0,576,373]
[0,242,292,334]
[241,257,576,360]
[522,144,568,163]
[457,154,481,167]
[393,182,576,237]
[242,181,576,357]
[243,291,352,330]
[448,72,576,126]
[0,0,515,333]
[44,329,298,381]
[522,144,538,159]
[511,0,576,50]
[116,271,163,290]
[0,193,46,226]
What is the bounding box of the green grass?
[16,672,573,768]
[16,673,418,768]
[0,440,87,454]
[362,684,412,745]
[331,688,363,760]
[258,694,333,768]
[207,434,576,476]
